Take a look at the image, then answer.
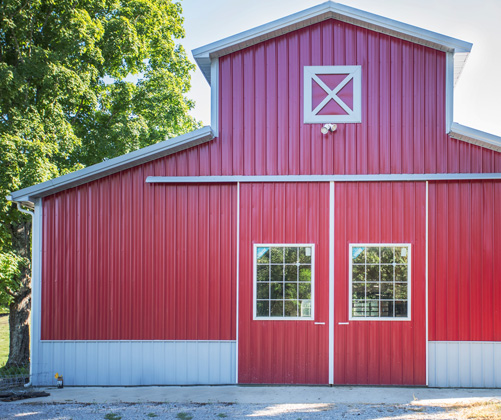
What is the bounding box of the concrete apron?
[10,386,501,406]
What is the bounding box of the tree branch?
[71,96,86,123]
[11,31,25,66]
[5,288,17,298]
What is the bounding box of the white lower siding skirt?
[33,340,236,386]
[429,341,501,388]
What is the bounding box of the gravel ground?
[0,402,463,419]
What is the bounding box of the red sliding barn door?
[333,182,427,385]
[238,182,330,384]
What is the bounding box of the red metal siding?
[428,181,501,342]
[333,182,427,385]
[150,19,501,177]
[42,165,237,341]
[238,182,330,384]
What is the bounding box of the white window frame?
[303,65,362,124]
[349,243,411,321]
[253,243,315,321]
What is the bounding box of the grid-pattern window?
[349,244,411,320]
[254,244,314,320]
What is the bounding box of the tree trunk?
[6,214,32,368]
[6,288,31,367]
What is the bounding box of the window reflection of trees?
[351,245,410,319]
[256,245,313,318]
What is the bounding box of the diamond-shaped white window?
[303,65,362,124]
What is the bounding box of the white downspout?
[16,202,34,218]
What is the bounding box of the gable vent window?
[304,65,362,124]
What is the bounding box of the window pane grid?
[351,245,410,319]
[255,245,313,319]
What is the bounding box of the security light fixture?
[321,123,337,134]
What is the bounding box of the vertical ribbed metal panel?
[428,181,501,342]
[333,182,427,385]
[42,169,237,341]
[429,341,501,388]
[205,19,501,176]
[140,19,501,177]
[33,341,236,386]
[238,182,330,384]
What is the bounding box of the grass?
[104,414,122,420]
[452,401,501,419]
[0,314,9,367]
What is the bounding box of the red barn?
[8,2,501,387]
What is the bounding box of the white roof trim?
[449,123,501,153]
[8,126,215,203]
[193,1,472,84]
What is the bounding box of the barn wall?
[428,180,501,387]
[41,165,237,341]
[428,181,501,342]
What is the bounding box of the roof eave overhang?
[8,126,215,205]
[193,1,472,85]
[449,123,501,153]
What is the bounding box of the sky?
[179,0,501,137]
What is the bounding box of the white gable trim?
[210,58,220,137]
[445,53,454,133]
[449,123,501,153]
[8,126,215,204]
[193,1,472,85]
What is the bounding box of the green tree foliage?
[0,252,25,308]
[0,0,199,365]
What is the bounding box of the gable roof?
[8,126,214,206]
[192,1,472,86]
[6,5,498,207]
[449,123,501,153]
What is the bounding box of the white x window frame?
[303,65,362,124]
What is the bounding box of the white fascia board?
[210,58,219,136]
[445,53,454,133]
[454,52,470,86]
[449,122,501,153]
[9,126,214,203]
[192,1,472,84]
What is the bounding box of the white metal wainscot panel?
[429,341,501,388]
[33,341,236,386]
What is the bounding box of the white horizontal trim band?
[146,173,501,184]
